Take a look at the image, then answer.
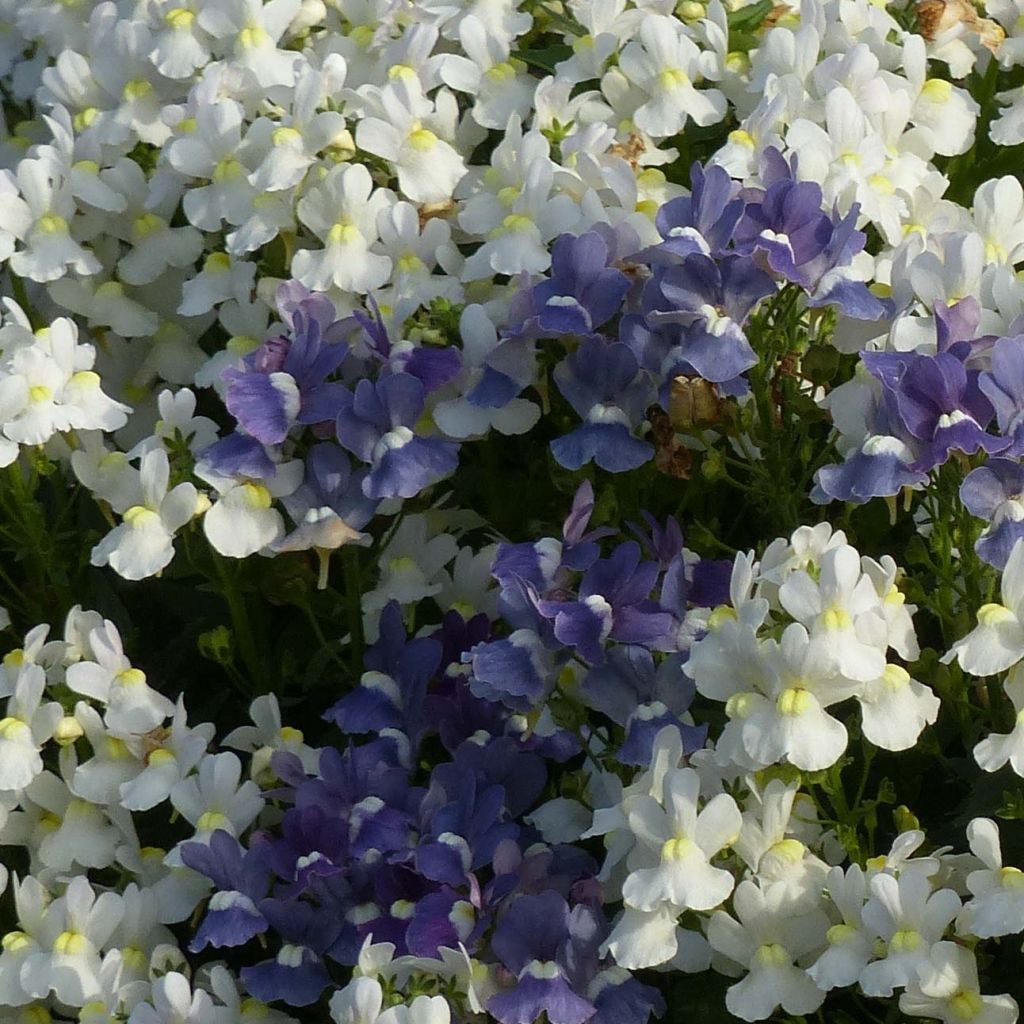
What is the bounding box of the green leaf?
[727,0,773,33]
[515,43,573,73]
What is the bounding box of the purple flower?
[639,162,744,264]
[416,773,518,886]
[645,254,775,383]
[487,892,597,1024]
[813,434,928,504]
[200,431,277,479]
[550,338,654,473]
[352,297,462,393]
[537,541,676,663]
[324,601,443,754]
[335,372,459,499]
[469,629,558,711]
[583,648,706,764]
[980,334,1024,455]
[864,349,1008,471]
[528,230,631,335]
[181,831,270,951]
[241,900,340,1006]
[224,293,350,445]
[961,459,1024,569]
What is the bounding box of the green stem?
[213,554,262,693]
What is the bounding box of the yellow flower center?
[661,836,696,861]
[978,603,1015,626]
[53,930,89,956]
[752,943,789,967]
[776,687,813,716]
[73,107,98,130]
[197,810,231,832]
[950,991,985,1020]
[240,482,272,509]
[212,157,245,183]
[658,68,690,89]
[708,604,738,629]
[725,691,757,719]
[882,665,910,689]
[36,213,67,235]
[238,24,270,48]
[999,866,1024,890]
[486,62,518,82]
[328,220,361,245]
[133,212,165,237]
[2,930,32,953]
[821,606,852,630]
[406,127,438,151]
[122,79,153,101]
[0,717,29,740]
[921,78,953,102]
[889,928,921,953]
[205,251,231,273]
[116,667,147,687]
[826,923,858,945]
[165,7,194,28]
[28,385,53,403]
[272,126,302,146]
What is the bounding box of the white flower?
[131,387,219,457]
[20,875,123,1007]
[0,665,62,792]
[438,16,534,130]
[118,698,213,811]
[197,0,301,89]
[127,971,216,1024]
[901,35,979,157]
[899,942,1018,1024]
[293,163,394,293]
[973,175,1024,264]
[357,77,467,202]
[859,869,961,997]
[375,201,462,309]
[778,543,888,682]
[707,880,829,1022]
[65,621,175,734]
[0,875,49,1008]
[807,865,873,991]
[0,157,100,282]
[166,100,258,231]
[361,514,459,629]
[961,817,1024,937]
[947,539,1024,676]
[169,752,264,845]
[198,459,303,559]
[23,768,120,871]
[613,14,726,139]
[147,0,213,79]
[91,448,198,580]
[249,62,347,194]
[330,975,385,1024]
[856,664,939,752]
[620,765,741,913]
[733,779,829,912]
[731,623,856,772]
[223,693,318,777]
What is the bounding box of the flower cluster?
[0,607,312,1022]
[2,0,1024,1021]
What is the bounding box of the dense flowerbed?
[0,0,1023,1022]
